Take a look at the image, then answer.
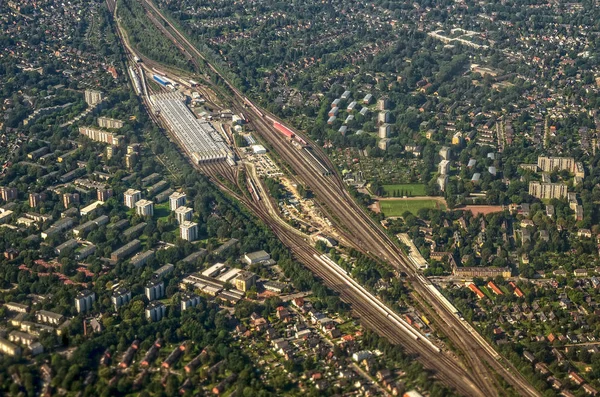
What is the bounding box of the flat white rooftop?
[202,262,226,278]
[150,92,232,162]
[217,268,242,282]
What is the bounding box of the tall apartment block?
[29,193,41,208]
[124,189,141,208]
[75,290,96,313]
[0,187,17,202]
[112,288,132,310]
[180,221,198,242]
[146,302,166,322]
[378,124,391,139]
[145,279,165,301]
[97,188,113,202]
[175,206,193,224]
[135,200,154,217]
[169,192,186,211]
[84,90,103,106]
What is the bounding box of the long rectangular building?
[79,126,123,146]
[98,117,124,129]
[537,156,575,173]
[150,92,232,163]
[453,266,511,278]
[528,181,568,199]
[110,239,141,262]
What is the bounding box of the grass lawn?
[154,202,170,221]
[382,183,426,197]
[379,199,445,217]
[480,286,495,300]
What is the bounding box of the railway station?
[150,92,232,163]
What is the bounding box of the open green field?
[379,199,445,217]
[155,202,171,221]
[382,184,426,197]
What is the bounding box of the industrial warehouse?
[149,92,233,163]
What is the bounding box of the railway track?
[112,1,539,395]
[198,164,487,396]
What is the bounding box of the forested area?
[118,0,195,71]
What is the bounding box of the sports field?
[382,183,426,197]
[379,199,445,216]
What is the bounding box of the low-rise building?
[5,302,28,313]
[438,160,450,175]
[153,263,174,278]
[55,239,78,255]
[41,217,74,240]
[80,201,104,216]
[243,250,270,265]
[9,330,37,347]
[352,350,372,362]
[452,266,511,278]
[0,337,21,356]
[110,239,141,262]
[36,310,64,325]
[130,250,155,268]
[202,263,226,278]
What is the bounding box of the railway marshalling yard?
[129,60,534,395]
[116,3,539,390]
[148,74,347,248]
[239,143,343,243]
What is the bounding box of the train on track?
[247,178,261,201]
[128,67,142,95]
[152,75,170,87]
[314,254,441,353]
[303,147,331,176]
[243,97,264,117]
[270,119,311,148]
[424,282,464,319]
